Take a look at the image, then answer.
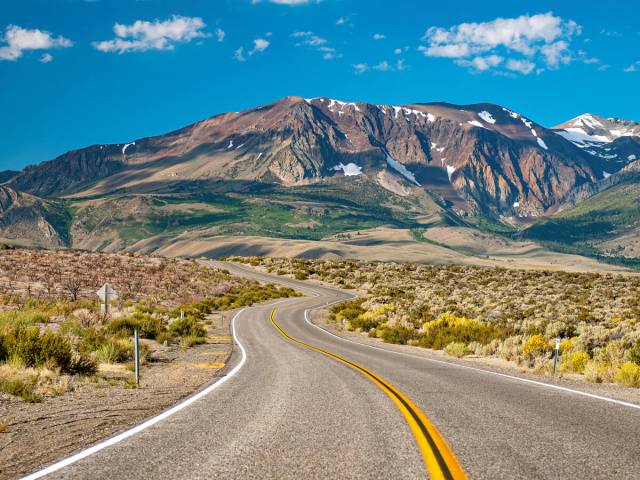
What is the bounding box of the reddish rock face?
[7,96,637,219]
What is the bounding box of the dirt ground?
[130,227,630,274]
[0,310,236,480]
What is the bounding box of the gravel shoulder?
[0,310,236,480]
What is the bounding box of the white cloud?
[505,58,535,74]
[419,12,583,75]
[336,17,346,25]
[353,59,405,74]
[372,33,385,40]
[0,25,72,61]
[92,15,209,53]
[39,53,53,63]
[455,54,504,71]
[233,46,245,62]
[249,38,270,55]
[374,60,390,71]
[624,60,640,73]
[292,31,339,60]
[353,63,369,74]
[215,28,225,42]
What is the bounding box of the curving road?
[25,262,640,480]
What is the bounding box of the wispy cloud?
[215,28,225,42]
[353,59,406,74]
[372,33,385,40]
[291,31,340,60]
[233,46,245,62]
[93,15,209,53]
[253,0,320,4]
[0,25,72,61]
[624,60,640,73]
[39,53,53,63]
[418,12,584,75]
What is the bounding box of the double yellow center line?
[270,308,467,480]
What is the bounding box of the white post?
[134,328,140,386]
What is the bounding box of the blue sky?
[1,0,639,171]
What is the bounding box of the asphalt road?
[27,262,640,480]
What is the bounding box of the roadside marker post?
[96,283,118,315]
[553,337,561,376]
[134,328,140,386]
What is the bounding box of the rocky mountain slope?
[0,96,638,260]
[5,97,610,219]
[0,186,70,247]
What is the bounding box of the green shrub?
[2,326,72,371]
[629,341,640,366]
[155,331,175,345]
[379,327,416,345]
[179,335,206,348]
[95,339,133,363]
[0,378,41,403]
[444,342,469,358]
[614,362,640,388]
[67,353,98,376]
[108,314,165,340]
[419,313,508,350]
[169,317,206,338]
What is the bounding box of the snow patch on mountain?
[385,152,420,186]
[630,154,637,161]
[122,142,135,155]
[227,140,234,149]
[333,162,362,176]
[446,165,456,181]
[537,138,548,150]
[478,111,496,124]
[603,171,611,179]
[468,120,486,129]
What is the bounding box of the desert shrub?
[523,334,548,358]
[347,305,393,332]
[155,331,175,345]
[76,327,108,356]
[2,326,72,371]
[584,360,617,383]
[497,336,523,361]
[169,317,206,338]
[379,326,416,345]
[67,353,98,376]
[95,339,133,363]
[566,351,590,373]
[629,341,640,366]
[108,314,165,340]
[444,342,469,358]
[0,377,41,402]
[38,331,72,371]
[0,333,6,362]
[179,335,206,348]
[329,299,366,323]
[419,313,507,350]
[0,309,50,326]
[614,362,640,388]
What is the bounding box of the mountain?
[523,162,640,260]
[0,186,70,247]
[553,114,640,175]
[0,96,638,263]
[7,96,602,219]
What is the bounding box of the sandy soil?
[0,311,235,480]
[128,227,629,274]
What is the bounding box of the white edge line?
[304,294,640,411]
[21,308,249,480]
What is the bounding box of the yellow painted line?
[270,308,467,480]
